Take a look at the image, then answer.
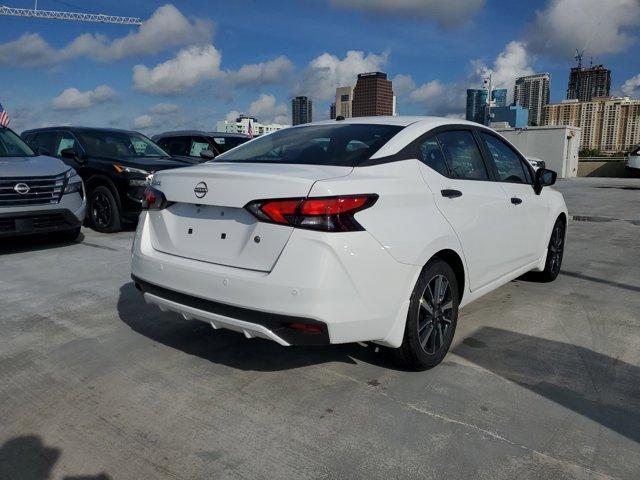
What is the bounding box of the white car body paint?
[131,116,567,349]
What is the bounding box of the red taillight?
[287,323,323,334]
[245,194,377,232]
[142,186,171,210]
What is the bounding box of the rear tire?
[395,259,459,371]
[531,218,565,282]
[89,185,121,233]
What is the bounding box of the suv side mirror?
[200,149,216,160]
[534,168,557,195]
[35,146,51,156]
[60,148,79,160]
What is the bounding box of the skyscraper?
[334,86,354,118]
[329,102,336,120]
[514,73,550,126]
[566,65,611,102]
[291,96,312,126]
[352,72,394,117]
[466,89,488,124]
[492,89,507,107]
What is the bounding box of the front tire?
[529,218,565,282]
[89,185,121,233]
[395,259,459,371]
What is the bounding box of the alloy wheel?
[91,191,112,228]
[549,224,565,274]
[417,274,454,355]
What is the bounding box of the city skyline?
[0,0,639,134]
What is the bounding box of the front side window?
[215,124,403,167]
[418,136,449,177]
[56,132,81,156]
[436,130,488,180]
[75,131,168,158]
[190,137,212,157]
[480,132,528,184]
[0,128,36,157]
[211,136,249,153]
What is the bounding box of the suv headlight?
[114,163,153,187]
[64,175,84,197]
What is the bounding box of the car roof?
[308,115,479,128]
[153,130,250,139]
[22,126,144,136]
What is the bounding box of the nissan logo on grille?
[14,183,30,195]
[194,182,208,199]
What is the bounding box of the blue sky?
[1,0,639,134]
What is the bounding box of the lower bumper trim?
[132,275,330,346]
[0,208,81,237]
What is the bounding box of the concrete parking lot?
[1,177,639,480]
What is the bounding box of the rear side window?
[418,137,449,177]
[480,133,529,184]
[215,124,403,167]
[436,130,489,180]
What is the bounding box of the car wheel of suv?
[395,259,459,371]
[532,218,566,282]
[89,185,121,233]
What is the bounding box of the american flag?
[0,103,9,128]
[247,120,253,139]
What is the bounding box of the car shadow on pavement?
[453,326,640,444]
[0,435,110,480]
[0,232,85,255]
[117,282,400,372]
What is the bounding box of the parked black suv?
[22,127,189,232]
[152,131,250,163]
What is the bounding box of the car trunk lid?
[148,162,353,271]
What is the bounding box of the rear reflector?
[245,194,378,232]
[287,323,323,334]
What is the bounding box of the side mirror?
[200,149,216,160]
[60,147,78,160]
[35,146,51,156]
[534,168,557,195]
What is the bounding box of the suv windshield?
[0,128,36,157]
[215,124,403,166]
[75,130,168,159]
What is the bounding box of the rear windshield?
[214,124,403,166]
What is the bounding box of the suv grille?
[0,173,66,207]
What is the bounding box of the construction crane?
[0,1,142,25]
[574,49,585,68]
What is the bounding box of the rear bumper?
[0,193,85,237]
[133,275,330,346]
[131,213,419,347]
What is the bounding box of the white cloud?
[133,114,154,129]
[329,0,485,28]
[229,56,294,87]
[299,50,389,100]
[52,85,116,110]
[392,74,416,97]
[409,80,445,103]
[0,4,212,67]
[149,103,180,114]
[525,0,640,58]
[470,41,534,101]
[133,45,223,95]
[248,94,289,124]
[223,94,289,125]
[621,74,640,96]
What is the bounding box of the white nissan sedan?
[131,116,567,370]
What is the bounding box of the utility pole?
[0,1,142,25]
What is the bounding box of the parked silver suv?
[0,126,86,241]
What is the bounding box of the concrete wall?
[577,158,628,177]
[497,126,581,178]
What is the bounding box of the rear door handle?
[441,189,462,198]
[511,197,523,205]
